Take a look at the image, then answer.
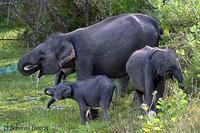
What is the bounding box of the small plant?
[138,84,188,133]
[138,91,162,133]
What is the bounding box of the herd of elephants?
[17,13,184,124]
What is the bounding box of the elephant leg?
[78,102,87,124]
[118,75,129,97]
[133,90,143,108]
[155,78,165,112]
[61,68,76,81]
[144,62,154,111]
[144,89,154,111]
[102,107,109,121]
[155,78,165,100]
[54,70,64,85]
[62,73,67,81]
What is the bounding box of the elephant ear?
[148,49,165,75]
[148,47,161,60]
[63,86,72,98]
[57,39,76,68]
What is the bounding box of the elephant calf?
[126,46,184,111]
[44,75,115,124]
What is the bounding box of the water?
[30,71,41,88]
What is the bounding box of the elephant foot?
[118,75,129,98]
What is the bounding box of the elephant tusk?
[24,65,39,71]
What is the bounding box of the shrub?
[138,83,188,133]
[147,0,200,93]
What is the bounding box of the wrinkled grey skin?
[18,13,161,93]
[126,46,184,111]
[44,75,115,124]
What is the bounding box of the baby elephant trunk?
[44,87,56,108]
[46,97,56,108]
[173,69,184,89]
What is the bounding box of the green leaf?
[190,25,197,33]
[153,118,160,124]
[156,105,162,109]
[181,99,188,105]
[176,49,185,56]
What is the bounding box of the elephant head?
[44,83,72,100]
[44,83,72,108]
[150,49,184,89]
[17,33,75,77]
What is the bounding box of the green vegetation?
[139,82,188,132]
[0,0,199,132]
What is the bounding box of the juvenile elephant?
[44,75,116,124]
[126,46,184,111]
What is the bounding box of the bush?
[146,0,200,93]
[138,83,188,133]
[147,0,200,32]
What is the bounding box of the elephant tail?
[111,84,118,111]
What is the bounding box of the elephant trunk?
[47,97,56,108]
[173,69,184,89]
[17,49,40,76]
[44,87,56,108]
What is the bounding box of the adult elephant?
[18,13,162,96]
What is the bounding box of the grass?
[0,58,142,133]
[0,72,141,132]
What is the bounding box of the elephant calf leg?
[144,89,154,111]
[155,78,165,112]
[102,107,109,121]
[133,90,143,108]
[79,104,88,124]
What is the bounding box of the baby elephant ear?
[148,49,159,60]
[63,86,72,98]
